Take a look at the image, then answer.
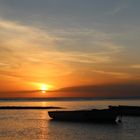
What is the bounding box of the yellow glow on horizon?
[38,83,54,93]
[41,84,48,91]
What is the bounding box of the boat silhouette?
[48,109,120,123]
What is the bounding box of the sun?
[41,84,48,91]
[40,84,49,94]
[32,82,54,93]
[31,82,54,94]
[39,83,53,93]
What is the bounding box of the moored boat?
[109,105,140,116]
[48,109,119,123]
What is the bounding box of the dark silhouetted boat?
[109,105,140,116]
[48,109,120,123]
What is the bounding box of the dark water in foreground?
[0,99,140,140]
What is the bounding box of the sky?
[0,0,140,98]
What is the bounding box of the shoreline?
[0,106,63,110]
[0,97,140,102]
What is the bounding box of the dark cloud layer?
[58,83,140,98]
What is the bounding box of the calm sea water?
[0,99,140,140]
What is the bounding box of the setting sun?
[41,84,48,91]
[39,83,54,93]
[32,82,54,92]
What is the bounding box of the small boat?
[48,109,119,123]
[109,105,140,116]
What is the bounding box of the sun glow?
[41,84,48,91]
[39,83,53,93]
[31,82,54,94]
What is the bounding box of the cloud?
[0,18,126,88]
[0,18,54,47]
[0,62,9,67]
[131,64,140,69]
[50,28,121,53]
[46,51,112,64]
[107,1,128,16]
[0,19,73,80]
[92,69,130,79]
[58,83,140,98]
[0,18,122,65]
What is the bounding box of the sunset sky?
[0,0,140,98]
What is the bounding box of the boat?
[48,109,120,123]
[109,105,140,116]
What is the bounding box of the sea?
[0,98,140,140]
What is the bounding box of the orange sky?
[0,1,140,98]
